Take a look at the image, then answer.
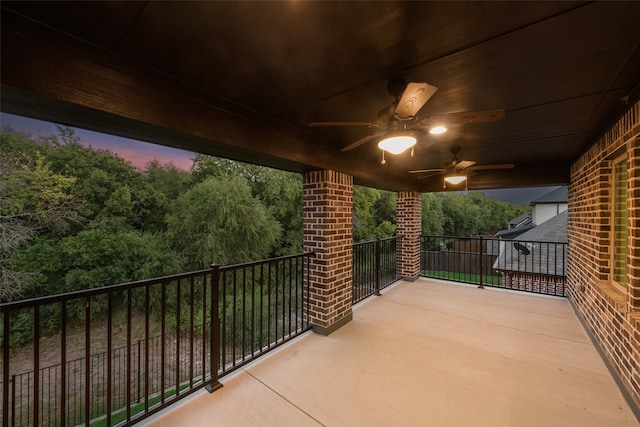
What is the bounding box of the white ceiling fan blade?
[394,82,438,120]
[340,133,382,152]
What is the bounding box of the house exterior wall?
[303,170,353,335]
[533,203,568,225]
[568,100,640,407]
[501,272,566,296]
[396,191,422,280]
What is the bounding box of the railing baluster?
[189,276,195,389]
[61,301,67,427]
[126,287,132,422]
[145,284,150,411]
[201,277,206,385]
[84,298,90,426]
[160,281,166,405]
[420,235,567,297]
[106,293,112,426]
[3,308,10,427]
[479,236,484,289]
[175,279,181,399]
[33,305,40,426]
[1,256,315,426]
[206,264,222,393]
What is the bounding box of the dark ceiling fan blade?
[467,163,515,171]
[417,109,506,126]
[309,121,374,127]
[417,171,445,179]
[340,133,382,152]
[394,82,438,120]
[408,168,445,174]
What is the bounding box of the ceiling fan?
[308,76,505,159]
[409,146,515,189]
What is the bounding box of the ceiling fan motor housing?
[387,76,408,99]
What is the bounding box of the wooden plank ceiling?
[2,1,640,191]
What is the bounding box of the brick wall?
[501,273,566,296]
[568,100,640,408]
[303,170,353,335]
[397,191,422,280]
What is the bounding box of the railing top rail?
[354,235,403,247]
[1,252,315,312]
[421,235,568,245]
[1,268,212,311]
[219,251,314,271]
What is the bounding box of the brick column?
[303,170,353,335]
[397,191,422,281]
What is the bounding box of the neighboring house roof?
[517,211,568,243]
[508,212,532,229]
[492,211,567,276]
[530,186,568,205]
[495,223,535,239]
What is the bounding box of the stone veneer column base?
[312,312,353,336]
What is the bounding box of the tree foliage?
[1,127,530,304]
[353,186,396,242]
[424,192,529,237]
[167,176,282,267]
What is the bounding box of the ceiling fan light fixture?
[378,132,417,155]
[443,175,467,185]
[429,126,447,135]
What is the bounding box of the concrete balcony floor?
[143,279,639,426]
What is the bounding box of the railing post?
[206,264,223,393]
[375,238,381,296]
[478,236,484,289]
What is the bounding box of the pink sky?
[1,113,194,171]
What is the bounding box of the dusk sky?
[1,112,559,206]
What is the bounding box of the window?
[611,155,628,288]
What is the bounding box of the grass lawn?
[91,383,193,426]
[421,270,502,286]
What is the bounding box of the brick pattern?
[629,139,640,308]
[303,170,353,334]
[501,273,566,296]
[568,100,640,408]
[396,191,422,280]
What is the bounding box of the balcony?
[142,279,636,427]
[2,237,637,426]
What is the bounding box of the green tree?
[0,131,82,301]
[191,155,302,255]
[45,133,169,232]
[421,193,445,235]
[145,159,193,203]
[425,191,529,237]
[167,176,282,267]
[353,186,397,241]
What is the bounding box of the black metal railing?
[353,236,402,304]
[1,252,313,427]
[217,254,312,376]
[421,235,567,297]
